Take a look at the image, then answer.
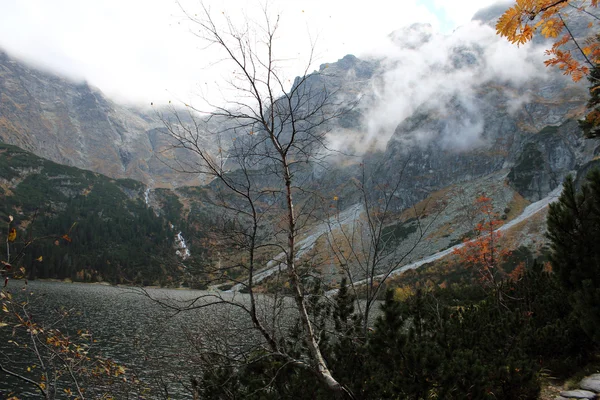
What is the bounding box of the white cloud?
[3,0,563,160]
[0,0,506,105]
[432,0,500,27]
[356,20,550,152]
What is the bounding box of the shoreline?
[21,278,205,291]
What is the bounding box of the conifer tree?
[580,64,600,138]
[547,170,600,341]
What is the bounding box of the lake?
[0,280,262,399]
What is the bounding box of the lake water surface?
[0,280,256,399]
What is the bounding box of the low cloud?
[349,19,551,154]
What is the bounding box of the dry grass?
[400,186,453,221]
[427,221,455,241]
[505,191,530,222]
[0,183,13,196]
[538,379,564,400]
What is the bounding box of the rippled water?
[0,280,258,399]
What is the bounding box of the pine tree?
[579,64,600,138]
[547,171,600,342]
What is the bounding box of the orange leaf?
[7,228,16,242]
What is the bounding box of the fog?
[0,1,556,155]
[0,0,498,105]
[331,19,552,154]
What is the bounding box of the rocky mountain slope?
[0,51,204,188]
[2,4,600,285]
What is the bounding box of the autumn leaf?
[509,262,526,281]
[61,234,72,243]
[453,195,510,288]
[7,228,16,242]
[35,256,43,262]
[497,0,599,82]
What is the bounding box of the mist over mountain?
[0,50,206,188]
[1,3,599,282]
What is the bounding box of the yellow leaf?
[0,322,8,327]
[35,256,43,262]
[7,228,16,242]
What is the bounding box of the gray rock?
[580,374,600,393]
[559,389,597,399]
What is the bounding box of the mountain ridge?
[2,6,600,286]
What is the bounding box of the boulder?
[559,389,597,399]
[580,374,600,393]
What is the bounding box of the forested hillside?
[0,143,189,285]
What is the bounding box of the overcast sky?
[0,0,502,105]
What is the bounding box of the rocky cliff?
[0,51,204,188]
[2,5,600,285]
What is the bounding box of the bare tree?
[151,2,354,397]
[324,158,445,336]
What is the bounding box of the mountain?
[2,4,600,287]
[0,51,203,188]
[0,142,201,285]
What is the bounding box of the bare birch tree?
[152,2,353,398]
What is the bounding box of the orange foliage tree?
[453,196,511,297]
[497,0,600,81]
